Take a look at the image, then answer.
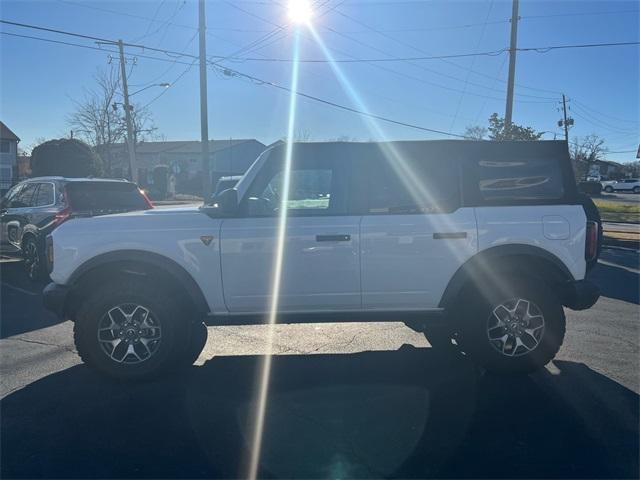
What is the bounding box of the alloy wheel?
[24,241,40,280]
[486,298,545,357]
[97,304,162,364]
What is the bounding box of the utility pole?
[118,39,137,183]
[198,0,211,200]
[504,0,519,128]
[558,94,574,143]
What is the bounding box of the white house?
[0,122,20,193]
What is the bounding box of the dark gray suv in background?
[0,177,152,280]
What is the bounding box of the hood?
[56,205,214,236]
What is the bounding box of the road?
[1,248,638,478]
[601,191,640,204]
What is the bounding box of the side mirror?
[209,188,238,216]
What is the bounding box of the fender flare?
[439,244,574,310]
[67,250,210,315]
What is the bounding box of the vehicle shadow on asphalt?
[0,263,59,339]
[1,347,638,479]
[589,261,639,304]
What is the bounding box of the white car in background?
[603,178,640,193]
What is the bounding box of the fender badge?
[200,235,214,246]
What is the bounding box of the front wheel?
[23,236,45,281]
[74,278,189,380]
[456,280,565,374]
[633,186,640,194]
[604,185,614,193]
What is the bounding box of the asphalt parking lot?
[1,248,638,478]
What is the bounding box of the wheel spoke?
[492,305,511,326]
[514,299,529,319]
[486,297,546,358]
[97,303,162,365]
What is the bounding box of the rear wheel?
[456,279,565,374]
[604,185,614,193]
[633,186,640,194]
[23,236,45,281]
[74,278,189,380]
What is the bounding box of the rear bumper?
[43,282,69,318]
[562,279,600,310]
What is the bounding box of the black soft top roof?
[267,140,570,163]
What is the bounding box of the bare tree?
[68,66,157,175]
[570,134,608,180]
[463,125,488,140]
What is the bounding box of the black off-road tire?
[181,321,208,366]
[74,277,189,380]
[455,279,565,374]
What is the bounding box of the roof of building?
[99,139,265,155]
[0,122,20,141]
[593,159,624,168]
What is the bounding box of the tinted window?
[477,158,564,201]
[12,183,38,208]
[245,155,345,216]
[65,182,149,212]
[2,184,22,207]
[367,156,460,214]
[34,183,54,206]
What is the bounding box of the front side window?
[12,183,38,208]
[245,155,344,217]
[367,156,460,214]
[477,158,564,202]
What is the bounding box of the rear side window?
[34,183,54,206]
[367,156,460,214]
[477,158,565,202]
[65,182,149,212]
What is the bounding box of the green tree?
[464,114,543,142]
[487,113,543,141]
[31,138,104,177]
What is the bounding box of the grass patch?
[593,199,640,223]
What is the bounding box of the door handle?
[433,232,467,240]
[316,234,351,242]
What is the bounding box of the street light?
[129,82,170,97]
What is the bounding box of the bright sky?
[1,0,638,162]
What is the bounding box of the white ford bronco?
[43,140,600,379]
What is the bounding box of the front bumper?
[43,282,69,318]
[562,279,600,310]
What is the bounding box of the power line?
[449,0,495,132]
[572,99,638,124]
[0,22,467,137]
[332,8,562,97]
[221,40,640,63]
[215,65,468,138]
